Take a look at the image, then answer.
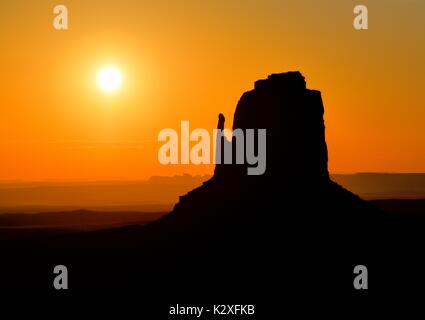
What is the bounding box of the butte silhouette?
[136,71,386,297]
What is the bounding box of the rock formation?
[169,71,374,228]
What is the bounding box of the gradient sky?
[0,0,424,180]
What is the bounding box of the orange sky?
[0,0,424,181]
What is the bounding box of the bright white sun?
[97,66,123,93]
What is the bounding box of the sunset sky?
[0,0,424,181]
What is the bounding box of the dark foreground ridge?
[1,72,424,299]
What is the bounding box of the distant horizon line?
[1,172,425,183]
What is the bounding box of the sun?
[97,66,123,93]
